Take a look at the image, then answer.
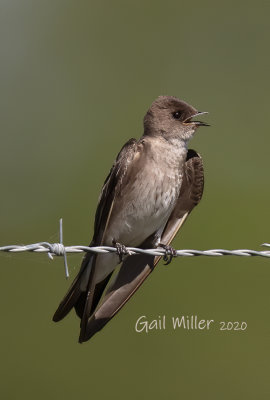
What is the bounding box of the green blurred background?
[1,0,270,398]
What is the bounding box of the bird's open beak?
[184,111,210,126]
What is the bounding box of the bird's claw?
[159,243,177,265]
[112,240,130,262]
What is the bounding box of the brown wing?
[53,138,139,324]
[80,149,204,341]
[160,148,204,244]
[92,138,139,245]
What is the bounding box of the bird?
[53,95,208,342]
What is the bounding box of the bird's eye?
[172,111,181,120]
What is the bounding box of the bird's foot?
[159,243,177,265]
[112,240,130,262]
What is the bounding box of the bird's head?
[143,96,209,143]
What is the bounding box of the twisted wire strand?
[1,243,270,258]
[1,219,269,279]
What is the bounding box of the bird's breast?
[104,143,186,247]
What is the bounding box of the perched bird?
[53,95,208,342]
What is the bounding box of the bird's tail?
[52,253,96,323]
[53,253,113,342]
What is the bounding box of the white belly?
[93,165,182,283]
[106,166,181,247]
[92,139,187,284]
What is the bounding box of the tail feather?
[53,253,95,322]
[52,273,83,322]
[53,252,113,341]
[80,253,155,341]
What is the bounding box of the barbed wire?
[1,219,269,279]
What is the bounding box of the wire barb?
[60,219,69,279]
[0,220,269,279]
[47,219,69,278]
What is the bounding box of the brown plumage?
[53,96,208,342]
